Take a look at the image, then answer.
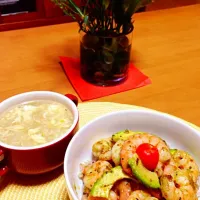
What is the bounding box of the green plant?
[51,0,152,36]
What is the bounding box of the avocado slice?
[90,166,130,198]
[112,130,144,142]
[170,149,177,155]
[128,154,160,189]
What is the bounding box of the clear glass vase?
[80,30,133,86]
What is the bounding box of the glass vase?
[80,31,133,86]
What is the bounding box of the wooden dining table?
[1,4,200,126]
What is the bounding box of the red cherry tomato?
[136,143,159,171]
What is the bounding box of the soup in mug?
[0,100,74,147]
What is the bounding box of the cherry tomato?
[136,143,159,171]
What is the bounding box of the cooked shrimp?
[172,149,199,184]
[112,140,124,166]
[160,164,198,200]
[82,194,89,200]
[92,138,113,161]
[109,190,119,200]
[82,160,112,189]
[113,180,132,200]
[120,133,172,176]
[127,190,159,200]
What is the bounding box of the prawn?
[127,190,159,200]
[109,190,119,200]
[92,138,113,161]
[160,164,198,200]
[112,180,132,200]
[120,133,172,176]
[82,160,112,189]
[82,194,89,200]
[172,149,199,185]
[112,140,124,166]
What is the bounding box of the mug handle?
[0,149,9,176]
[65,94,78,106]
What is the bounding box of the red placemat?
[60,57,151,101]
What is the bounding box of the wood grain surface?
[0,5,200,125]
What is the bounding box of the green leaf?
[52,0,84,18]
[102,0,110,9]
[51,0,152,35]
[125,0,141,18]
[68,0,84,18]
[83,0,90,15]
[83,15,89,31]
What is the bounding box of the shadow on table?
[0,165,64,191]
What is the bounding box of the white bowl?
[64,109,200,200]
